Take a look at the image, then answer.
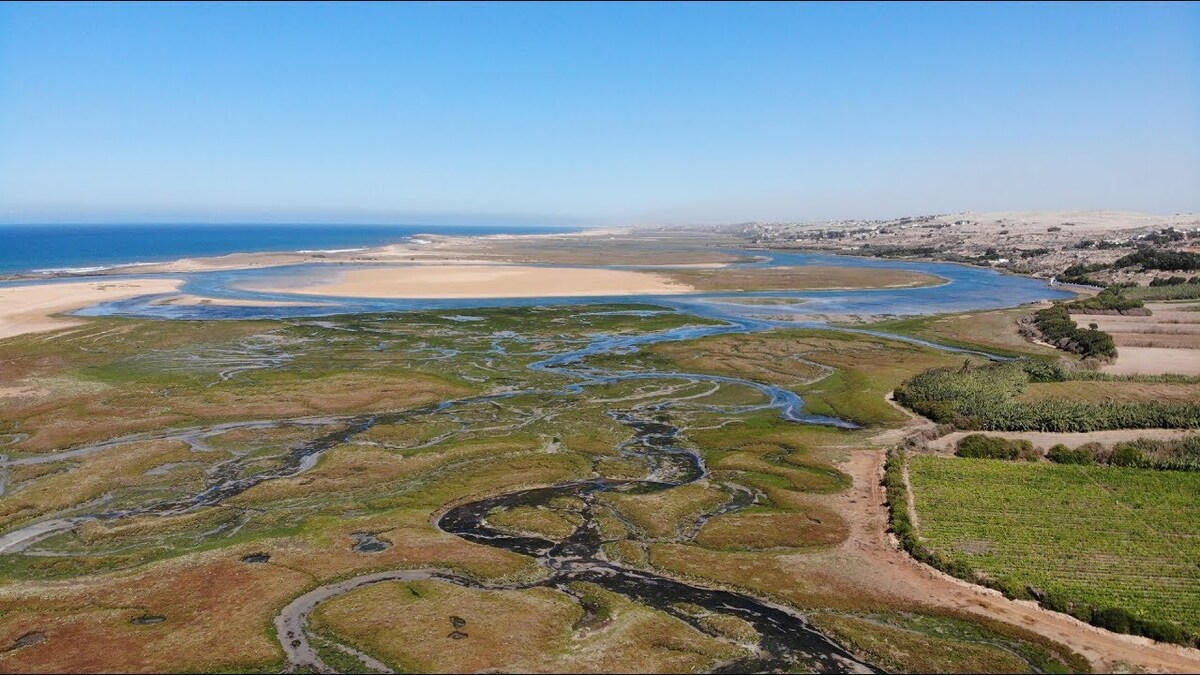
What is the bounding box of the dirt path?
[834,447,1200,673]
[927,428,1200,454]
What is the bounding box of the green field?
[908,455,1200,642]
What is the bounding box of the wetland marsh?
[0,251,1192,673]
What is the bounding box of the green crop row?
[891,454,1200,646]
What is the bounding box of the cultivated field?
[1087,301,1200,376]
[907,455,1200,641]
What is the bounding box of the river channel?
[1,252,1075,672]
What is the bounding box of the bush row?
[1048,437,1200,471]
[1031,305,1117,359]
[1066,287,1146,314]
[1149,275,1200,287]
[1114,248,1200,272]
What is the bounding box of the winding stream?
[0,251,1076,672]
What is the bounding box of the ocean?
[0,223,576,276]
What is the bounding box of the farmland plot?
[909,455,1200,640]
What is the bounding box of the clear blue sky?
[1,1,1197,225]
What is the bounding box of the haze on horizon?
[1,1,1197,227]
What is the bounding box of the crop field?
[908,455,1200,641]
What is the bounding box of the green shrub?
[956,434,1033,460]
[1046,444,1094,465]
[1067,287,1145,313]
[1032,305,1118,359]
[1111,443,1149,468]
[1114,248,1200,272]
[1021,359,1068,382]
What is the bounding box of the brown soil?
[1091,303,1200,375]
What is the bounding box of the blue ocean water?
[0,223,576,276]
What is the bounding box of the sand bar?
[0,279,181,339]
[153,294,327,308]
[243,265,692,299]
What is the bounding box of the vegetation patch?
[810,610,1086,674]
[903,454,1200,646]
[1114,248,1200,273]
[1046,436,1200,472]
[1031,305,1116,359]
[694,511,845,551]
[954,434,1036,460]
[896,361,1200,431]
[1066,287,1146,315]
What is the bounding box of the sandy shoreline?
[0,279,182,340]
[242,265,694,299]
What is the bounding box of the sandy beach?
[242,265,693,299]
[0,279,181,340]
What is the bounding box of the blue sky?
[1,1,1197,225]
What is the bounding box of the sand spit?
[243,265,694,299]
[0,279,182,340]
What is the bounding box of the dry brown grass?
[1087,304,1200,374]
[599,482,730,539]
[311,578,744,673]
[912,307,1062,356]
[695,511,844,550]
[486,505,583,540]
[808,613,1031,673]
[0,552,309,673]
